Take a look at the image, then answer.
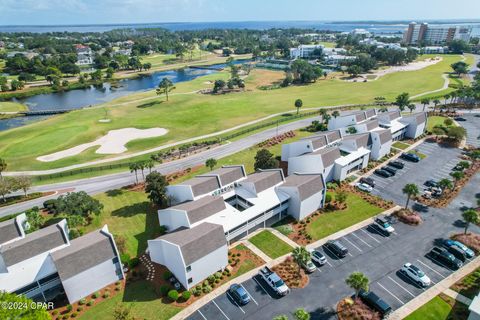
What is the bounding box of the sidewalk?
[389,255,480,320]
[443,288,472,305]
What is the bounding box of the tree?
[25,208,45,233]
[156,77,175,101]
[205,158,217,171]
[451,61,469,76]
[407,103,416,113]
[332,110,340,118]
[145,159,155,173]
[105,67,114,79]
[292,246,311,275]
[420,98,431,111]
[290,59,322,83]
[347,65,362,77]
[345,272,369,300]
[294,308,311,320]
[294,99,303,115]
[145,171,169,208]
[0,177,14,202]
[438,178,453,191]
[213,79,226,93]
[129,162,139,184]
[449,39,470,54]
[0,291,50,320]
[462,209,478,234]
[447,126,466,143]
[336,190,348,206]
[113,303,132,320]
[254,149,278,171]
[57,191,103,217]
[444,118,454,126]
[402,183,419,209]
[450,171,465,189]
[0,158,6,178]
[433,99,441,112]
[395,92,410,112]
[15,176,32,197]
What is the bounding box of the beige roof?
[244,170,284,193]
[172,196,226,224]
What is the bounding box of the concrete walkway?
[443,288,472,305]
[390,255,480,320]
[241,240,273,264]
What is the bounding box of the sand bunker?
[37,128,168,162]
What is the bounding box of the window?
[186,265,192,272]
[188,278,193,284]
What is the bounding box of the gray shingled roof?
[0,223,67,267]
[355,112,367,122]
[311,135,327,150]
[414,112,427,125]
[244,170,284,194]
[201,166,245,186]
[365,109,376,118]
[312,147,341,167]
[158,223,226,265]
[0,218,21,245]
[181,176,220,197]
[343,133,371,148]
[326,130,341,143]
[281,174,325,201]
[377,129,392,144]
[51,229,116,280]
[383,110,401,121]
[365,119,379,131]
[172,196,226,224]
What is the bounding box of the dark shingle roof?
[414,112,427,125]
[377,129,392,144]
[181,176,220,197]
[342,133,371,148]
[171,196,226,224]
[158,223,226,265]
[244,170,284,194]
[281,174,325,201]
[365,119,379,131]
[51,229,117,280]
[355,112,367,122]
[326,130,342,143]
[200,166,245,186]
[382,110,401,121]
[365,109,376,118]
[0,218,22,245]
[311,147,342,167]
[0,223,67,267]
[311,136,328,150]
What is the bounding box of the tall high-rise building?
[403,22,472,45]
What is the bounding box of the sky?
[0,0,480,26]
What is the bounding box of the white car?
[374,217,395,234]
[400,263,431,287]
[310,250,327,266]
[356,182,373,193]
[301,260,317,273]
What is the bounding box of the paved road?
[460,114,480,148]
[186,147,480,320]
[0,115,320,217]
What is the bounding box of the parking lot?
[460,114,480,148]
[368,140,462,206]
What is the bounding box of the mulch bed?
[257,131,296,148]
[336,297,381,320]
[392,208,423,225]
[272,256,309,289]
[451,233,480,254]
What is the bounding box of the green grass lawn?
[306,192,384,240]
[0,54,461,171]
[404,296,452,320]
[427,115,451,132]
[249,230,293,259]
[392,141,411,150]
[410,149,427,159]
[79,280,182,320]
[0,102,27,112]
[451,267,480,299]
[81,189,163,258]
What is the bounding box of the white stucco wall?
[405,122,426,139]
[166,185,194,205]
[186,245,228,289]
[62,259,121,303]
[328,115,356,130]
[287,155,325,177]
[281,141,314,161]
[148,240,186,286]
[279,186,324,221]
[158,209,190,231]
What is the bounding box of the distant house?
[290,44,324,59]
[0,41,5,49]
[75,44,93,66]
[0,215,124,304]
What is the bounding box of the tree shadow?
[111,202,151,218]
[137,101,163,108]
[310,306,336,320]
[122,279,159,303]
[453,219,466,229]
[106,189,124,197]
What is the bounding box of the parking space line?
[377,282,405,305]
[360,229,381,243]
[323,246,344,261]
[387,276,416,298]
[343,237,363,252]
[240,284,258,306]
[198,310,207,320]
[226,292,245,314]
[325,259,334,267]
[212,300,231,320]
[416,259,447,278]
[252,277,270,295]
[351,232,372,247]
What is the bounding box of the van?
[359,289,392,316]
[324,240,348,258]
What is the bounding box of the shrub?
[192,288,201,296]
[62,315,69,320]
[163,271,172,280]
[71,313,77,318]
[93,292,100,299]
[129,257,140,269]
[168,290,179,301]
[87,300,94,307]
[103,291,110,299]
[207,275,216,284]
[215,279,220,283]
[115,281,121,286]
[160,285,169,296]
[203,285,212,293]
[52,310,59,316]
[78,299,86,305]
[215,272,222,279]
[76,307,83,312]
[115,286,121,291]
[66,305,73,312]
[182,291,192,300]
[120,253,131,266]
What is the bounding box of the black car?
[324,240,349,258]
[388,161,405,169]
[424,180,439,188]
[429,247,463,270]
[444,245,467,263]
[401,153,420,162]
[454,117,467,122]
[374,169,392,178]
[382,166,397,176]
[360,177,375,188]
[359,289,392,316]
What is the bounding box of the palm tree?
[345,272,369,300]
[462,209,478,234]
[402,183,419,209]
[332,110,340,118]
[444,94,450,107]
[145,159,155,173]
[450,171,465,189]
[129,162,139,185]
[294,99,303,115]
[293,308,310,320]
[433,99,441,112]
[395,92,410,112]
[156,78,175,101]
[420,98,431,111]
[292,246,311,275]
[438,178,453,191]
[0,158,6,179]
[138,161,146,181]
[407,103,416,113]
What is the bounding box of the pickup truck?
[258,266,289,296]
